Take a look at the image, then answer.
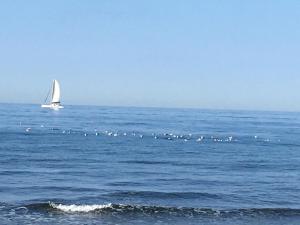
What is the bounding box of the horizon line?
[0,101,299,114]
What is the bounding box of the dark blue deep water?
[1,104,300,224]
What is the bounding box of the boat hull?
[41,104,64,110]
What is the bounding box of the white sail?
[51,80,61,103]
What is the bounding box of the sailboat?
[41,80,64,109]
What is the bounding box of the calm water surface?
[0,104,300,224]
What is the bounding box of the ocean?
[0,103,300,225]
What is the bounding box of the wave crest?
[50,202,113,212]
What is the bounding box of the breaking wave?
[22,202,300,218]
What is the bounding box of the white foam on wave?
[50,202,113,212]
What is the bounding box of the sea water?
[0,103,300,224]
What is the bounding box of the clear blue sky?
[0,0,300,111]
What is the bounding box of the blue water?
[1,104,300,224]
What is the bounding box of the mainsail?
[51,80,61,103]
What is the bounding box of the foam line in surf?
[50,202,112,212]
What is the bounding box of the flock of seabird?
[22,125,279,143]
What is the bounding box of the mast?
[43,86,51,104]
